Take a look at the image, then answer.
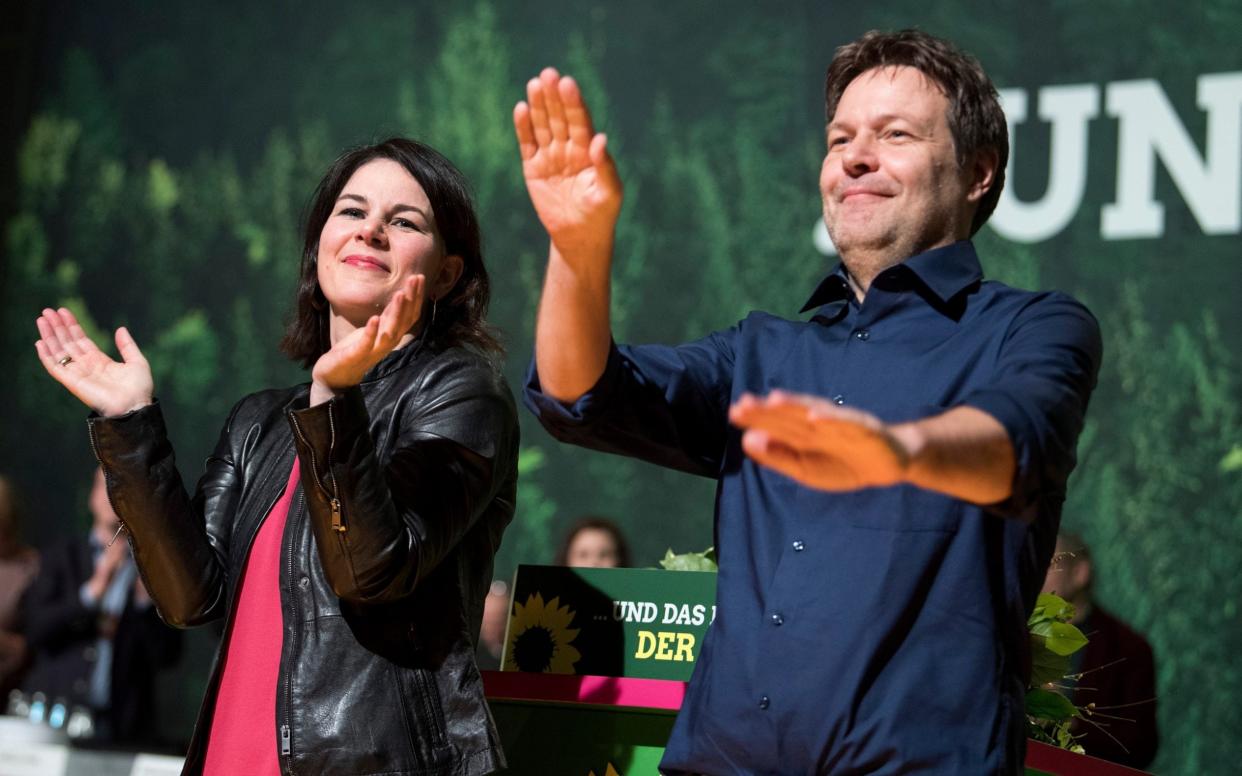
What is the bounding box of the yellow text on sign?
[634,630,696,662]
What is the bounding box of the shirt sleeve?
[958,292,1103,521]
[523,328,739,479]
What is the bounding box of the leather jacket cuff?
[87,401,167,465]
[286,385,366,501]
[286,384,365,446]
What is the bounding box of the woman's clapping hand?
[309,274,425,406]
[34,307,154,417]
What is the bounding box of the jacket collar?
[361,334,429,383]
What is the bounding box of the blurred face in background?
[566,527,622,568]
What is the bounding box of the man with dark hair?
[1043,533,1159,768]
[515,28,1101,773]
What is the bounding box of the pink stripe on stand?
[482,671,686,711]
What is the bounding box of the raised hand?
[514,67,623,261]
[310,275,424,405]
[729,390,915,492]
[34,307,154,417]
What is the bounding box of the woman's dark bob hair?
[281,137,501,367]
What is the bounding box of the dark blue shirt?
[524,241,1102,775]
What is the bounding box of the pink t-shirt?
[203,463,300,776]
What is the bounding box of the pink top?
[203,463,299,776]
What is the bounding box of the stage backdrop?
[2,1,1238,771]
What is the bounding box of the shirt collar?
[800,239,983,314]
[901,240,984,303]
[799,272,852,313]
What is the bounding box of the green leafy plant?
[1026,593,1090,753]
[659,547,718,572]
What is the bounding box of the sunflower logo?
[503,592,582,674]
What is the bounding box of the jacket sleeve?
[287,356,518,605]
[87,400,244,628]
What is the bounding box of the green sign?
[490,701,672,776]
[503,565,717,681]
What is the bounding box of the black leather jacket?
[87,340,518,775]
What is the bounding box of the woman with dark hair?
[33,138,517,776]
[554,516,631,569]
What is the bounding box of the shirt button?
[759,695,770,710]
[770,613,784,626]
[792,540,805,552]
[854,329,871,341]
[833,395,845,405]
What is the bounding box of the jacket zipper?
[105,440,288,771]
[288,407,345,532]
[280,489,305,766]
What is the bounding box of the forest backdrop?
[1,1,1239,772]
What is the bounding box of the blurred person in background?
[554,516,631,569]
[475,579,511,671]
[19,468,181,747]
[1042,532,1158,768]
[0,475,40,698]
[33,138,518,775]
[477,515,632,670]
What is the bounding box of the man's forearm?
[534,242,614,402]
[892,406,1016,506]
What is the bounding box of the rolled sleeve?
[523,331,737,478]
[522,342,627,433]
[960,293,1103,521]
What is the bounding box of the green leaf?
[1025,688,1078,721]
[1044,621,1089,656]
[1031,593,1075,624]
[1029,635,1071,687]
[659,547,719,572]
